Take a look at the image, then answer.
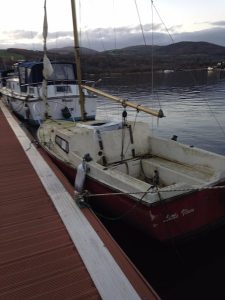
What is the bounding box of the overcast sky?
[0,0,225,51]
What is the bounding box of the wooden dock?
[0,102,159,300]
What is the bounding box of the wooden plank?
[0,102,141,300]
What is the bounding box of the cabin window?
[55,135,69,153]
[49,64,75,81]
[55,85,71,93]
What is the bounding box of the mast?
[71,0,85,121]
[42,0,49,119]
[42,0,53,119]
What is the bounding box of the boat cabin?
[17,61,77,92]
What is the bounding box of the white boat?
[0,61,96,125]
[37,0,225,241]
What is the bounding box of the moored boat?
[0,61,96,125]
[37,0,225,242]
[37,117,225,241]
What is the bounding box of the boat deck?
[141,156,214,186]
[0,102,159,300]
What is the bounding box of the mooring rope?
[79,184,225,222]
[85,185,225,198]
[82,185,154,221]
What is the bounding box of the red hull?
[51,155,225,241]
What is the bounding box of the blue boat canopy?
[18,61,77,86]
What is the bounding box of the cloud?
[2,30,38,40]
[77,23,225,50]
[209,20,225,27]
[173,27,225,46]
[1,21,225,51]
[0,30,74,50]
[36,31,73,40]
[78,25,173,50]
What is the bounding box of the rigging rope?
[204,96,225,138]
[134,0,147,46]
[150,1,225,141]
[151,0,154,95]
[133,0,164,121]
[151,0,174,44]
[122,109,139,158]
[112,0,117,49]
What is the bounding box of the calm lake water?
[97,69,225,155]
[93,69,225,300]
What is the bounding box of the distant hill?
[84,41,225,74]
[114,42,225,56]
[1,42,225,74]
[157,41,225,56]
[49,46,99,55]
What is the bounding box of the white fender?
[75,162,87,193]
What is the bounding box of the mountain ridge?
[1,41,225,74]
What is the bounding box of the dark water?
[97,69,225,155]
[93,69,225,299]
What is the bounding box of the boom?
[81,84,164,118]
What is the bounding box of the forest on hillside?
[1,42,225,75]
